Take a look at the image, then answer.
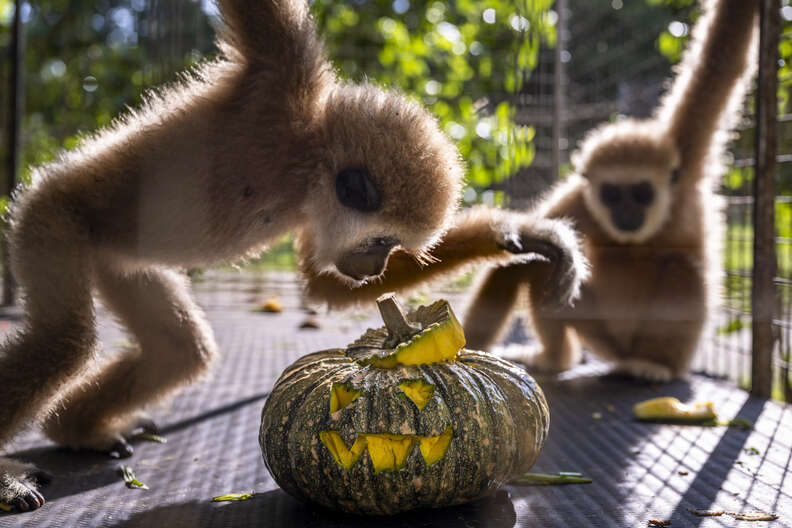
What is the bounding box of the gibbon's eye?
[335,168,381,212]
[631,182,655,205]
[600,184,621,206]
[671,168,682,182]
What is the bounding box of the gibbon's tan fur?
[0,0,468,510]
[465,0,759,382]
[301,204,589,310]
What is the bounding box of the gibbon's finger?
[499,237,581,307]
[545,258,581,308]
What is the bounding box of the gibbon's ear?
[216,0,321,65]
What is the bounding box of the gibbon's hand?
[496,217,588,307]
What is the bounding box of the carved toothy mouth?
[319,426,453,473]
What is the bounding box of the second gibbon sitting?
[307,0,759,382]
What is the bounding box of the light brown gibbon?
[306,0,758,383]
[0,0,587,512]
[463,0,759,382]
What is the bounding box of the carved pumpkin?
[259,295,549,515]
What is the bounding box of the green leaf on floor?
[211,492,256,502]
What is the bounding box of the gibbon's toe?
[130,416,159,436]
[613,359,673,383]
[108,438,134,459]
[12,486,45,512]
[0,457,47,512]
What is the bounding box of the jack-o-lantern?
[259,294,549,515]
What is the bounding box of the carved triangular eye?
[329,383,362,413]
[398,379,435,410]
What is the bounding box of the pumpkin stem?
[376,293,421,342]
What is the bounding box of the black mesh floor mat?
[0,271,789,528]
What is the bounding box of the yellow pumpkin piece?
[418,426,453,465]
[254,298,282,313]
[633,397,717,421]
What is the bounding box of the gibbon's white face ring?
[582,168,673,244]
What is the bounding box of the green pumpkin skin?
[259,348,549,516]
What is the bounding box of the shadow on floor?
[109,488,517,528]
[666,396,768,526]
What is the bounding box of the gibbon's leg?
[524,261,581,372]
[42,265,217,456]
[613,254,706,382]
[0,200,95,510]
[463,265,526,350]
[464,260,581,372]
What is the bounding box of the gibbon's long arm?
[659,0,758,171]
[302,206,586,309]
[217,0,327,91]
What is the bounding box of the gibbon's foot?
[129,416,160,437]
[0,457,47,512]
[43,412,158,458]
[496,219,586,308]
[103,415,160,458]
[612,359,673,383]
[108,437,134,459]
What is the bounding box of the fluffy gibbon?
[0,0,587,512]
[463,0,759,382]
[306,0,759,383]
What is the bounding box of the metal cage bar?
[751,0,781,398]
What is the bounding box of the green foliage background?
[0,0,557,207]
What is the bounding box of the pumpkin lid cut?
[346,294,466,368]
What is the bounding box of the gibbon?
[0,0,586,512]
[306,0,759,383]
[466,0,757,381]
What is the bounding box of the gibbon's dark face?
[331,168,397,280]
[582,164,674,244]
[599,181,655,232]
[575,121,680,243]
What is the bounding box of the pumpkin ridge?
[461,354,549,473]
[274,361,357,501]
[416,364,456,507]
[460,360,517,487]
[440,361,491,499]
[434,362,475,505]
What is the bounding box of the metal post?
[552,0,567,179]
[751,0,780,399]
[2,0,24,306]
